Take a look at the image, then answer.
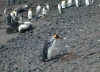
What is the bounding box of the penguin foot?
[42,59,50,62]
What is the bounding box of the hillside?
[0,0,100,72]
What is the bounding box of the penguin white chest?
[47,39,56,59]
[18,21,32,33]
[58,4,62,14]
[61,1,66,9]
[90,0,94,4]
[42,8,47,15]
[36,5,41,14]
[75,0,79,7]
[10,11,17,19]
[28,10,32,20]
[46,4,49,11]
[67,0,73,7]
[85,0,90,6]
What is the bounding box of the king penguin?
[42,7,47,17]
[28,8,33,20]
[61,0,66,9]
[18,21,33,33]
[90,0,94,5]
[10,9,18,20]
[46,3,49,12]
[4,8,8,16]
[67,0,73,7]
[36,5,41,15]
[75,0,79,7]
[58,3,62,14]
[42,34,62,62]
[85,0,90,6]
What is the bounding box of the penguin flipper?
[42,40,52,61]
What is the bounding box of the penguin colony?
[4,0,94,33]
[4,0,94,61]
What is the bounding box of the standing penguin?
[61,0,66,9]
[58,3,62,14]
[10,10,18,20]
[75,0,79,7]
[6,0,10,5]
[85,0,90,6]
[90,0,94,4]
[42,7,47,16]
[5,13,12,25]
[4,8,8,16]
[67,0,73,7]
[36,5,41,15]
[4,8,12,25]
[46,3,49,12]
[42,34,62,62]
[28,8,33,20]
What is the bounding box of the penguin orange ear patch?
[54,34,57,38]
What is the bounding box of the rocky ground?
[0,0,100,72]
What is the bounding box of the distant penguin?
[15,4,29,13]
[61,0,66,9]
[6,19,19,34]
[17,15,23,24]
[85,0,90,6]
[6,0,10,5]
[36,5,41,15]
[42,34,62,62]
[4,9,12,25]
[10,0,15,5]
[58,3,62,14]
[67,0,73,7]
[5,13,12,25]
[18,21,33,33]
[46,3,49,12]
[42,7,47,16]
[28,8,33,20]
[90,0,94,4]
[10,10,17,20]
[4,8,8,16]
[75,0,79,7]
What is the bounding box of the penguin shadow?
[32,15,39,21]
[50,53,68,61]
[50,53,78,62]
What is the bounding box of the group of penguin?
[4,4,33,33]
[4,0,94,33]
[58,0,94,14]
[4,0,94,62]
